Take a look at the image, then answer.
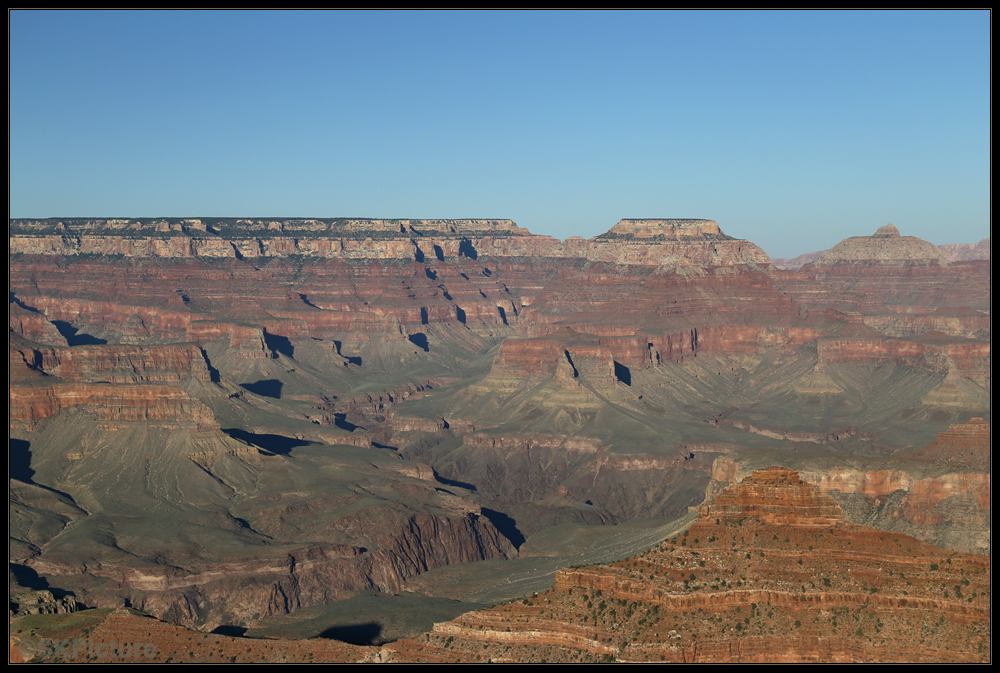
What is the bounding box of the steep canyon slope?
[9,217,990,638]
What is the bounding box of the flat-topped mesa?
[338,218,528,236]
[814,224,949,265]
[584,218,770,266]
[698,467,844,527]
[600,218,724,240]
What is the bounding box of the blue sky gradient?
[9,10,989,258]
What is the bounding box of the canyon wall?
[8,216,990,641]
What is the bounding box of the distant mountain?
[938,238,991,262]
[769,250,824,270]
[772,228,989,270]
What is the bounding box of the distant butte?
[814,223,949,265]
[604,218,723,239]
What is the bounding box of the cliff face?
[10,338,214,383]
[9,216,771,267]
[37,510,515,632]
[9,382,218,425]
[490,332,617,382]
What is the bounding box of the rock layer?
[706,419,992,554]
[698,467,843,527]
[10,217,771,267]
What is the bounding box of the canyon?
[8,217,989,660]
[12,469,989,663]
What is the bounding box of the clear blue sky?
[9,10,989,258]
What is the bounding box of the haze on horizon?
[9,10,989,259]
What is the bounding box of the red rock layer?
[10,339,212,383]
[490,331,616,381]
[9,382,216,425]
[774,261,991,315]
[381,470,989,663]
[698,467,844,527]
[815,334,990,377]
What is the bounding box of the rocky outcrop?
[379,470,990,663]
[604,218,723,239]
[698,467,843,527]
[906,417,990,471]
[706,421,991,554]
[488,331,617,383]
[9,590,81,617]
